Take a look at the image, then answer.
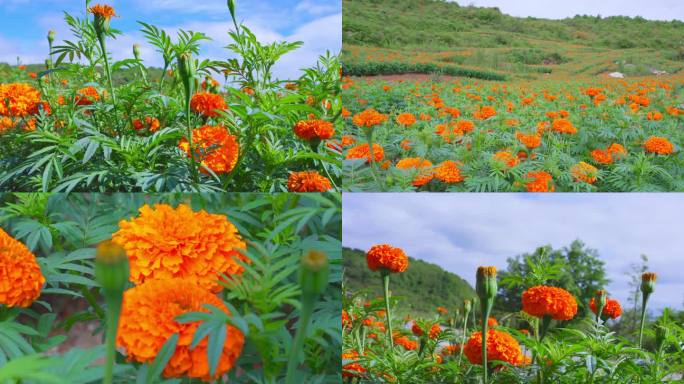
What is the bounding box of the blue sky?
[0,0,341,79]
[457,0,684,21]
[343,193,684,314]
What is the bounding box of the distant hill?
[0,63,166,86]
[343,247,476,317]
[342,0,684,79]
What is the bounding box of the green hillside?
[342,0,684,79]
[343,247,476,317]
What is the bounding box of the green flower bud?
[95,241,129,296]
[133,44,141,60]
[476,266,497,302]
[463,299,472,313]
[47,30,55,45]
[641,272,656,295]
[299,250,330,296]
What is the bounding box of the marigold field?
[342,244,684,383]
[341,73,684,192]
[0,192,342,383]
[0,1,342,193]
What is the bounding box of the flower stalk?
[476,266,497,384]
[639,272,656,348]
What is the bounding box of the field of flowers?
[341,74,684,192]
[342,244,684,383]
[0,192,341,383]
[0,1,341,193]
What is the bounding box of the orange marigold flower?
[434,160,464,184]
[607,143,627,159]
[112,203,249,292]
[75,86,101,106]
[643,136,674,155]
[591,149,613,165]
[132,116,161,133]
[0,228,44,307]
[394,335,418,350]
[345,143,384,163]
[396,112,417,127]
[492,151,519,169]
[522,285,577,320]
[341,135,356,147]
[570,162,598,184]
[342,350,366,378]
[342,309,351,329]
[190,92,227,118]
[293,119,335,141]
[464,330,522,366]
[411,322,423,336]
[0,83,47,117]
[396,157,434,187]
[366,244,409,273]
[400,139,412,150]
[428,324,441,339]
[0,116,14,133]
[525,171,554,192]
[437,306,448,314]
[516,132,541,149]
[179,125,239,174]
[28,72,37,79]
[116,278,244,381]
[341,107,351,118]
[455,119,475,134]
[589,297,622,319]
[551,119,577,134]
[473,105,496,120]
[287,170,332,192]
[352,108,388,128]
[487,317,498,327]
[89,4,116,19]
[646,111,663,121]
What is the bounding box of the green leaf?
[207,323,227,378]
[146,333,179,384]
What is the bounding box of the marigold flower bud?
[95,241,129,296]
[47,30,55,45]
[641,272,656,295]
[476,266,497,301]
[464,299,472,313]
[133,44,141,60]
[299,250,330,296]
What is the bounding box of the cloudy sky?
[0,0,341,79]
[343,193,684,313]
[457,0,684,21]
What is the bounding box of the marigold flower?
[607,143,627,159]
[434,160,464,183]
[116,278,244,381]
[591,149,613,165]
[0,83,48,117]
[345,143,384,163]
[411,322,423,336]
[396,157,434,187]
[0,117,14,133]
[132,116,161,133]
[551,119,577,134]
[428,323,441,339]
[89,4,116,19]
[455,119,475,134]
[492,151,519,169]
[522,285,577,320]
[464,330,522,366]
[646,111,663,121]
[393,335,418,350]
[342,309,351,329]
[293,119,335,141]
[570,162,598,184]
[112,203,248,292]
[190,92,227,118]
[589,297,622,319]
[287,170,332,192]
[366,244,408,273]
[0,228,44,307]
[525,171,554,192]
[516,132,541,149]
[437,306,448,314]
[342,350,366,378]
[352,108,388,128]
[473,106,496,120]
[75,86,101,106]
[487,317,498,327]
[643,136,674,155]
[400,139,412,150]
[396,112,417,127]
[179,125,239,174]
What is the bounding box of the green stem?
[285,292,316,384]
[481,301,492,384]
[98,36,116,105]
[639,295,650,348]
[365,131,382,189]
[382,272,394,350]
[103,298,121,384]
[457,308,470,365]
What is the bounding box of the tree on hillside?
[497,240,609,320]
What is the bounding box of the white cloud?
[343,193,684,313]
[294,0,339,16]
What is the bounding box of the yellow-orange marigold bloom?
[345,143,384,163]
[437,306,448,314]
[75,86,101,106]
[646,111,663,121]
[551,119,577,134]
[643,136,674,155]
[0,83,47,117]
[0,117,14,133]
[112,204,248,292]
[179,125,239,174]
[352,108,388,128]
[591,149,613,165]
[522,285,577,320]
[287,170,332,192]
[434,160,464,184]
[487,317,498,327]
[570,162,598,184]
[492,151,519,169]
[342,350,366,378]
[455,119,475,134]
[293,119,335,141]
[396,113,417,127]
[116,278,244,381]
[525,171,554,192]
[89,4,116,19]
[428,324,441,339]
[396,157,434,187]
[464,330,522,366]
[516,132,541,149]
[366,244,408,273]
[589,297,622,319]
[132,116,161,133]
[0,228,44,307]
[393,335,418,350]
[190,92,227,118]
[473,106,496,120]
[607,143,627,159]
